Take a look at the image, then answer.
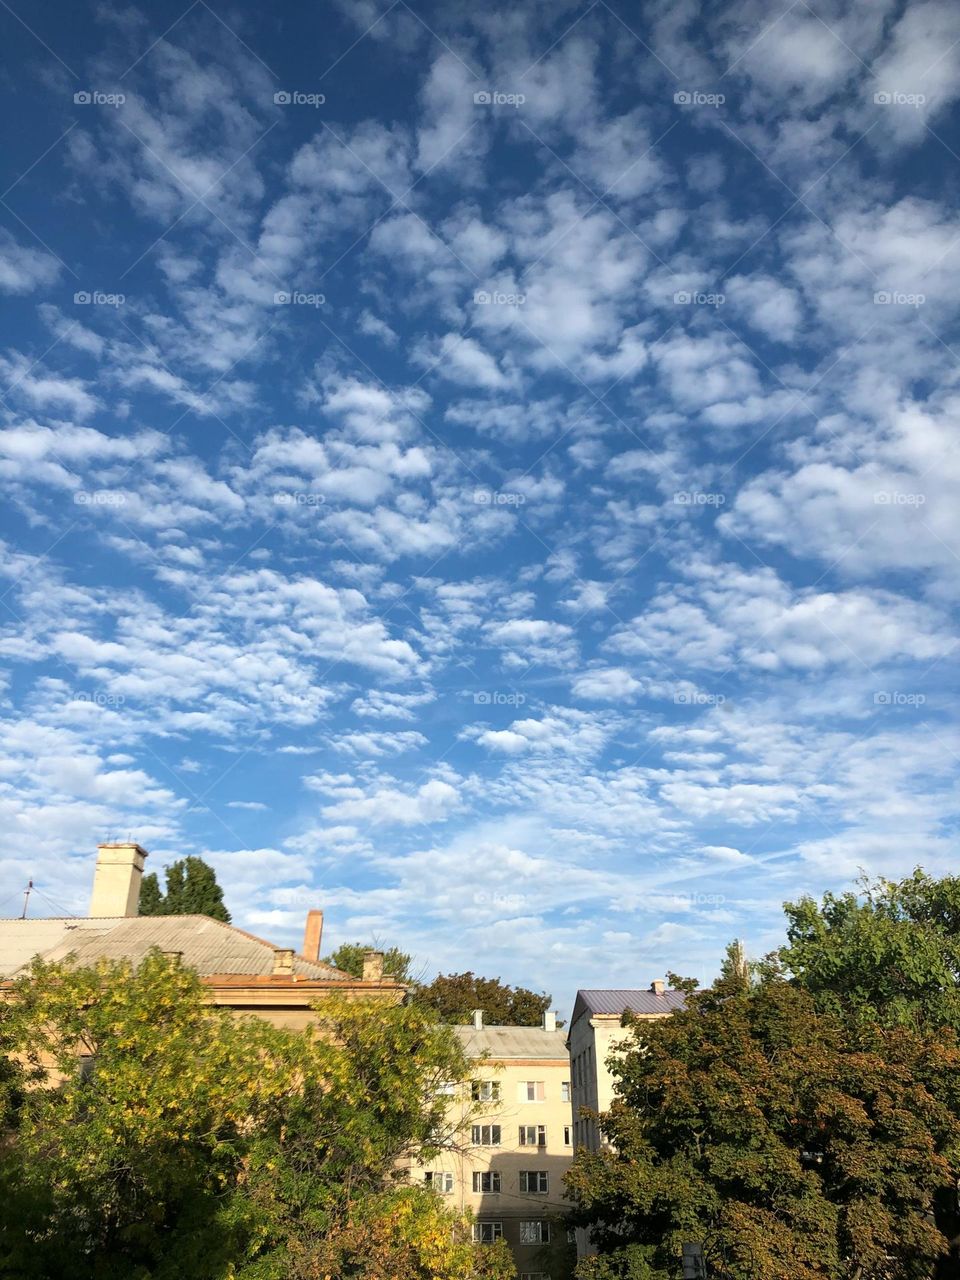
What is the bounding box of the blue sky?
[1,0,959,1016]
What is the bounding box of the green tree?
[326,940,414,981]
[780,868,960,1032]
[413,970,559,1026]
[565,978,960,1280]
[138,855,231,922]
[0,951,515,1280]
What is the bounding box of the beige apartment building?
[417,1009,574,1280]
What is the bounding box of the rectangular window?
[520,1080,545,1102]
[473,1171,502,1193]
[563,1125,572,1146]
[472,1079,501,1102]
[561,1081,570,1102]
[519,1124,547,1146]
[472,1124,502,1146]
[425,1171,454,1193]
[474,1221,503,1244]
[436,1080,457,1096]
[520,1221,550,1245]
[519,1171,549,1193]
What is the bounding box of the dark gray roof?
[571,988,686,1026]
[0,915,349,981]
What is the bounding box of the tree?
[565,977,960,1280]
[326,940,414,982]
[780,868,960,1033]
[0,951,515,1280]
[413,971,559,1026]
[138,855,231,922]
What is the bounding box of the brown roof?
[0,914,350,981]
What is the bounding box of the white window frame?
[519,1124,546,1146]
[520,1080,545,1102]
[425,1170,454,1193]
[520,1221,550,1245]
[472,1079,502,1102]
[472,1123,502,1146]
[473,1170,502,1193]
[561,1081,570,1102]
[519,1170,549,1193]
[563,1124,572,1146]
[474,1221,504,1243]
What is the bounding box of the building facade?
[417,1010,574,1280]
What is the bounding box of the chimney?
[472,1008,484,1030]
[542,1009,557,1032]
[362,949,384,982]
[272,948,295,975]
[651,979,665,997]
[89,842,148,918]
[302,909,324,962]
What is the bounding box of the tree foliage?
[0,951,515,1280]
[413,970,559,1027]
[780,868,960,1032]
[326,940,414,982]
[138,855,231,923]
[566,977,960,1280]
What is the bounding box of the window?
[472,1079,501,1102]
[472,1124,502,1146]
[519,1171,549,1193]
[425,1171,454,1193]
[436,1080,457,1096]
[520,1080,545,1102]
[519,1124,546,1146]
[473,1171,502,1193]
[561,1081,570,1102]
[520,1221,550,1245]
[474,1221,503,1243]
[563,1125,572,1146]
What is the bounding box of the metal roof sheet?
[571,988,687,1025]
[0,915,350,980]
[453,1024,569,1059]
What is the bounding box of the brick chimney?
[650,979,665,996]
[302,909,324,962]
[362,950,384,981]
[542,1009,557,1032]
[89,842,148,918]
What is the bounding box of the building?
[567,984,686,1259]
[417,1008,574,1280]
[0,842,404,1026]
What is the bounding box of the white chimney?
[89,842,148,918]
[472,1008,484,1029]
[542,1009,557,1032]
[651,979,666,996]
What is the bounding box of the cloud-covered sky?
[1,0,959,1016]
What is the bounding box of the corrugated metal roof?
[571,988,686,1026]
[0,915,350,981]
[453,1024,569,1060]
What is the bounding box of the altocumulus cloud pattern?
[0,0,958,1009]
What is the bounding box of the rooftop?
[0,914,350,982]
[453,1023,569,1060]
[570,987,687,1027]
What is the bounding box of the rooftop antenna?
[21,879,33,919]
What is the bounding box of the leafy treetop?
[138,855,231,923]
